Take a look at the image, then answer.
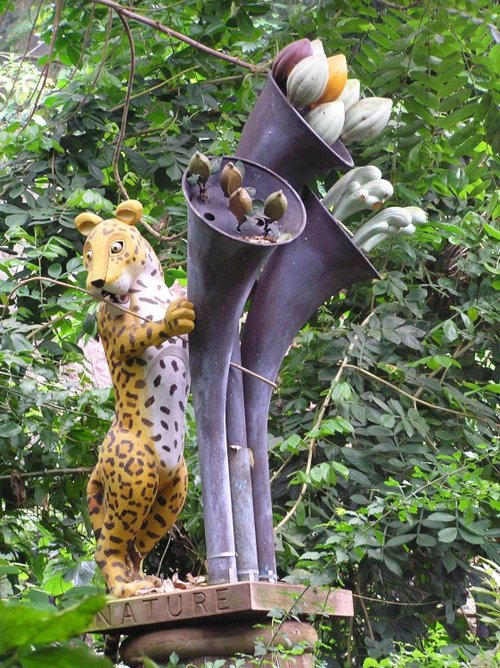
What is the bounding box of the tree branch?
[0,467,93,481]
[89,0,260,72]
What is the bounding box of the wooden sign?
[89,582,353,633]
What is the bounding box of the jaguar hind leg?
[94,432,160,594]
[134,458,188,557]
[87,467,105,540]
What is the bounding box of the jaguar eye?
[110,240,124,255]
[86,249,93,263]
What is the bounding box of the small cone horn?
[184,156,306,584]
[241,188,380,578]
[237,73,353,190]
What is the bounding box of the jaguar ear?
[115,200,143,226]
[75,212,103,236]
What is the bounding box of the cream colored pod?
[341,97,392,143]
[286,54,329,109]
[305,100,345,145]
[338,79,360,112]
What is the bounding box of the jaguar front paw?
[164,297,196,337]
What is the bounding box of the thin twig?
[356,581,375,639]
[229,362,277,389]
[108,65,198,112]
[352,592,440,607]
[2,276,158,326]
[343,363,498,427]
[140,218,187,243]
[0,467,93,481]
[377,0,421,9]
[0,0,43,114]
[21,0,63,130]
[89,0,260,72]
[112,11,135,200]
[413,336,478,401]
[276,312,375,530]
[58,4,96,90]
[75,9,113,114]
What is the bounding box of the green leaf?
[416,533,437,547]
[20,646,111,668]
[385,533,417,548]
[458,528,485,545]
[0,422,22,438]
[426,512,456,523]
[482,222,500,241]
[438,527,458,543]
[383,555,403,576]
[442,320,459,342]
[0,596,108,654]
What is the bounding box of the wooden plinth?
[120,620,318,668]
[89,582,353,634]
[89,583,353,667]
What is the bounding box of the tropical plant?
[0,0,498,665]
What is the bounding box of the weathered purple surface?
[184,157,306,584]
[237,73,353,190]
[241,189,380,578]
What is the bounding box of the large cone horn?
[184,156,306,584]
[237,73,353,190]
[241,188,380,579]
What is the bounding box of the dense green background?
[0,1,498,666]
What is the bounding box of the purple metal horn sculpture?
[184,156,306,584]
[237,73,353,190]
[240,189,379,578]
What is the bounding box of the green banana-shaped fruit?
[333,178,394,222]
[353,206,413,249]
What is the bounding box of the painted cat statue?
[75,199,195,597]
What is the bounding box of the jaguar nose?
[91,279,105,288]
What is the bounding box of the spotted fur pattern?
[75,202,195,597]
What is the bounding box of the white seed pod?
[310,38,325,56]
[338,79,360,112]
[321,165,382,210]
[404,206,427,225]
[333,180,395,222]
[358,178,394,203]
[353,207,413,250]
[341,97,392,144]
[305,100,345,145]
[286,54,329,109]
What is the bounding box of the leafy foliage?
[0,591,111,667]
[0,0,498,665]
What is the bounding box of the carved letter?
[216,587,230,611]
[167,594,183,618]
[193,591,207,613]
[95,605,112,627]
[120,602,136,625]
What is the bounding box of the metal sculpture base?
[89,582,353,667]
